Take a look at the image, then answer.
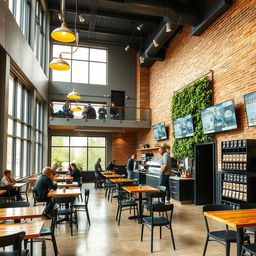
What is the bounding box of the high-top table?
[123,185,160,223]
[204,208,256,255]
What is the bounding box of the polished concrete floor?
[33,183,238,256]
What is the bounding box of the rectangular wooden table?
[123,186,160,223]
[0,207,43,221]
[101,171,115,175]
[48,188,81,197]
[104,174,122,178]
[12,182,27,188]
[26,175,73,182]
[204,209,256,255]
[0,190,7,195]
[110,178,134,183]
[0,221,44,239]
[57,182,79,188]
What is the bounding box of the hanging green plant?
[171,77,212,159]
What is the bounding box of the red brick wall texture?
[135,0,256,168]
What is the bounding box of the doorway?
[111,90,125,119]
[194,141,216,205]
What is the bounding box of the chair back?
[0,201,30,208]
[84,189,90,205]
[239,203,256,209]
[18,181,29,193]
[54,196,76,206]
[0,231,25,255]
[202,204,233,232]
[117,190,128,203]
[150,203,174,225]
[50,205,59,233]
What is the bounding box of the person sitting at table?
[69,163,82,183]
[106,160,117,171]
[0,170,24,200]
[51,163,59,177]
[34,167,57,218]
[94,157,105,188]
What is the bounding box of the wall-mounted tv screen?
[173,114,195,139]
[152,122,167,141]
[244,91,256,127]
[201,100,237,134]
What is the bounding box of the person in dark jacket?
[34,167,57,217]
[110,102,119,119]
[98,105,107,119]
[62,101,74,118]
[86,104,96,119]
[94,157,105,187]
[106,160,117,171]
[69,163,82,183]
[126,154,136,179]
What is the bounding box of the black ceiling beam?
[192,0,232,36]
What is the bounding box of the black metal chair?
[240,203,256,243]
[202,204,250,256]
[54,196,77,236]
[141,204,176,253]
[33,205,59,256]
[73,189,91,226]
[0,186,16,202]
[17,181,29,202]
[32,187,45,207]
[241,244,256,256]
[116,190,138,226]
[0,231,29,256]
[0,201,30,208]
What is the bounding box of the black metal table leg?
[236,227,243,256]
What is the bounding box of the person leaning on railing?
[110,102,119,119]
[62,101,74,118]
[98,105,107,119]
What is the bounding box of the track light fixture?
[153,39,159,47]
[125,45,130,51]
[79,14,85,23]
[139,56,145,64]
[166,22,172,33]
[58,13,62,20]
[137,24,144,31]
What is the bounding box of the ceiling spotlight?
[58,13,62,20]
[125,45,130,51]
[137,24,144,30]
[166,22,172,33]
[139,56,145,64]
[153,39,159,47]
[79,14,85,23]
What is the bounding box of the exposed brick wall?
[112,133,137,165]
[136,0,256,167]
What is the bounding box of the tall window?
[7,75,32,177]
[51,45,107,85]
[51,136,106,171]
[34,0,46,69]
[34,101,43,173]
[8,0,31,41]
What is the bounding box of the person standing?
[110,102,119,119]
[106,160,117,171]
[98,105,107,119]
[34,167,57,218]
[94,157,105,187]
[86,104,97,119]
[126,154,136,179]
[159,147,172,203]
[69,163,82,183]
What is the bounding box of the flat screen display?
[244,91,256,127]
[173,114,195,139]
[201,100,237,134]
[152,122,167,141]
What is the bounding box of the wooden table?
[48,188,81,197]
[12,183,27,188]
[102,171,115,175]
[110,178,134,183]
[0,207,43,221]
[25,175,40,182]
[123,186,160,223]
[26,175,73,182]
[0,221,44,240]
[57,182,79,188]
[104,174,122,178]
[0,190,7,195]
[204,208,256,255]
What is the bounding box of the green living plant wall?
[171,77,212,159]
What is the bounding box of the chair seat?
[143,216,169,226]
[73,202,85,207]
[0,250,29,256]
[209,230,250,242]
[58,208,73,215]
[247,226,256,232]
[242,243,256,254]
[40,226,52,236]
[120,201,137,207]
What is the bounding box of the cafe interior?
[0,0,255,255]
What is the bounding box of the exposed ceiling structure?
[46,0,232,66]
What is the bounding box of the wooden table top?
[110,178,134,183]
[101,171,115,175]
[48,188,81,197]
[12,182,27,188]
[57,182,79,187]
[53,176,73,181]
[0,207,43,220]
[104,174,122,178]
[123,186,160,193]
[204,209,256,228]
[0,190,7,195]
[25,175,40,181]
[0,222,44,240]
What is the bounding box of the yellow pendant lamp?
[49,54,70,70]
[67,89,81,100]
[51,22,76,43]
[71,105,82,112]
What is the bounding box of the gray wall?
[49,43,137,109]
